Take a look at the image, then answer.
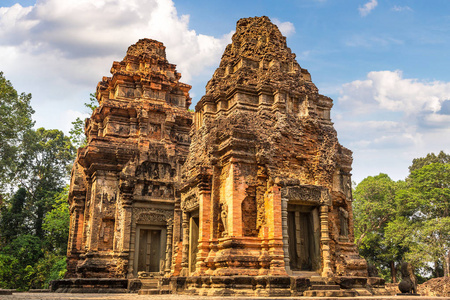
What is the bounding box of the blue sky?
[1,0,449,183]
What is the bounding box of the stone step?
[303,289,356,297]
[291,271,320,277]
[0,289,13,295]
[138,289,160,295]
[310,284,341,290]
[28,289,51,293]
[140,279,159,289]
[138,288,172,295]
[309,276,326,285]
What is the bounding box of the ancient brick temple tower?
[64,39,192,282]
[58,17,378,296]
[177,16,369,295]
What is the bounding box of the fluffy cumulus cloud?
[0,0,232,132]
[339,70,450,119]
[336,70,450,182]
[359,0,378,17]
[272,18,296,37]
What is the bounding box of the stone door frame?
[286,204,320,272]
[188,211,199,275]
[281,185,332,277]
[134,224,167,276]
[128,209,174,278]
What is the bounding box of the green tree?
[0,187,70,290]
[0,74,75,290]
[353,173,405,282]
[406,162,450,277]
[0,72,35,194]
[354,151,450,282]
[16,128,75,238]
[409,151,450,173]
[24,253,67,289]
[0,254,20,289]
[69,93,97,149]
[43,186,70,255]
[0,234,43,290]
[0,187,31,245]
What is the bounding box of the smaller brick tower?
[56,39,192,292]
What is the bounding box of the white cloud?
[339,71,450,119]
[335,70,450,182]
[392,5,413,12]
[272,18,296,37]
[0,0,232,133]
[359,0,378,17]
[58,110,91,133]
[345,35,403,48]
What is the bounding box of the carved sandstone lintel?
[281,185,330,206]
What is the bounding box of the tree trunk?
[445,253,450,277]
[390,261,397,283]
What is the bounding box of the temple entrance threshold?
[135,226,166,275]
[189,215,199,274]
[287,205,320,272]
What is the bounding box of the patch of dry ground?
[419,277,450,297]
[1,293,450,300]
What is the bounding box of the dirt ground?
[1,293,450,300]
[419,277,450,297]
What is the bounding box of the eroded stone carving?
[399,262,418,294]
[220,203,228,237]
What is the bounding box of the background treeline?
[0,72,76,290]
[1,72,449,289]
[353,151,450,283]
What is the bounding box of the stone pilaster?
[281,196,290,274]
[320,205,333,277]
[180,211,189,276]
[165,219,174,275]
[195,188,211,275]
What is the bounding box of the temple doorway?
[287,205,320,271]
[135,226,166,275]
[189,213,199,274]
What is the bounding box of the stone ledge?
[50,278,131,293]
[0,289,13,295]
[28,289,51,293]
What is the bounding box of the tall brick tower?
[177,16,369,296]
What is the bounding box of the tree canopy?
[354,151,450,283]
[0,72,35,194]
[0,73,75,290]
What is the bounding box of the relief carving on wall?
[220,203,228,237]
[135,161,175,180]
[100,192,117,218]
[339,207,349,237]
[141,180,174,198]
[281,185,331,206]
[181,188,199,211]
[133,207,174,225]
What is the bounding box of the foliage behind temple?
[353,151,450,283]
[0,72,75,290]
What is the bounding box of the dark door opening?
[288,207,319,271]
[189,216,199,274]
[137,229,162,273]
